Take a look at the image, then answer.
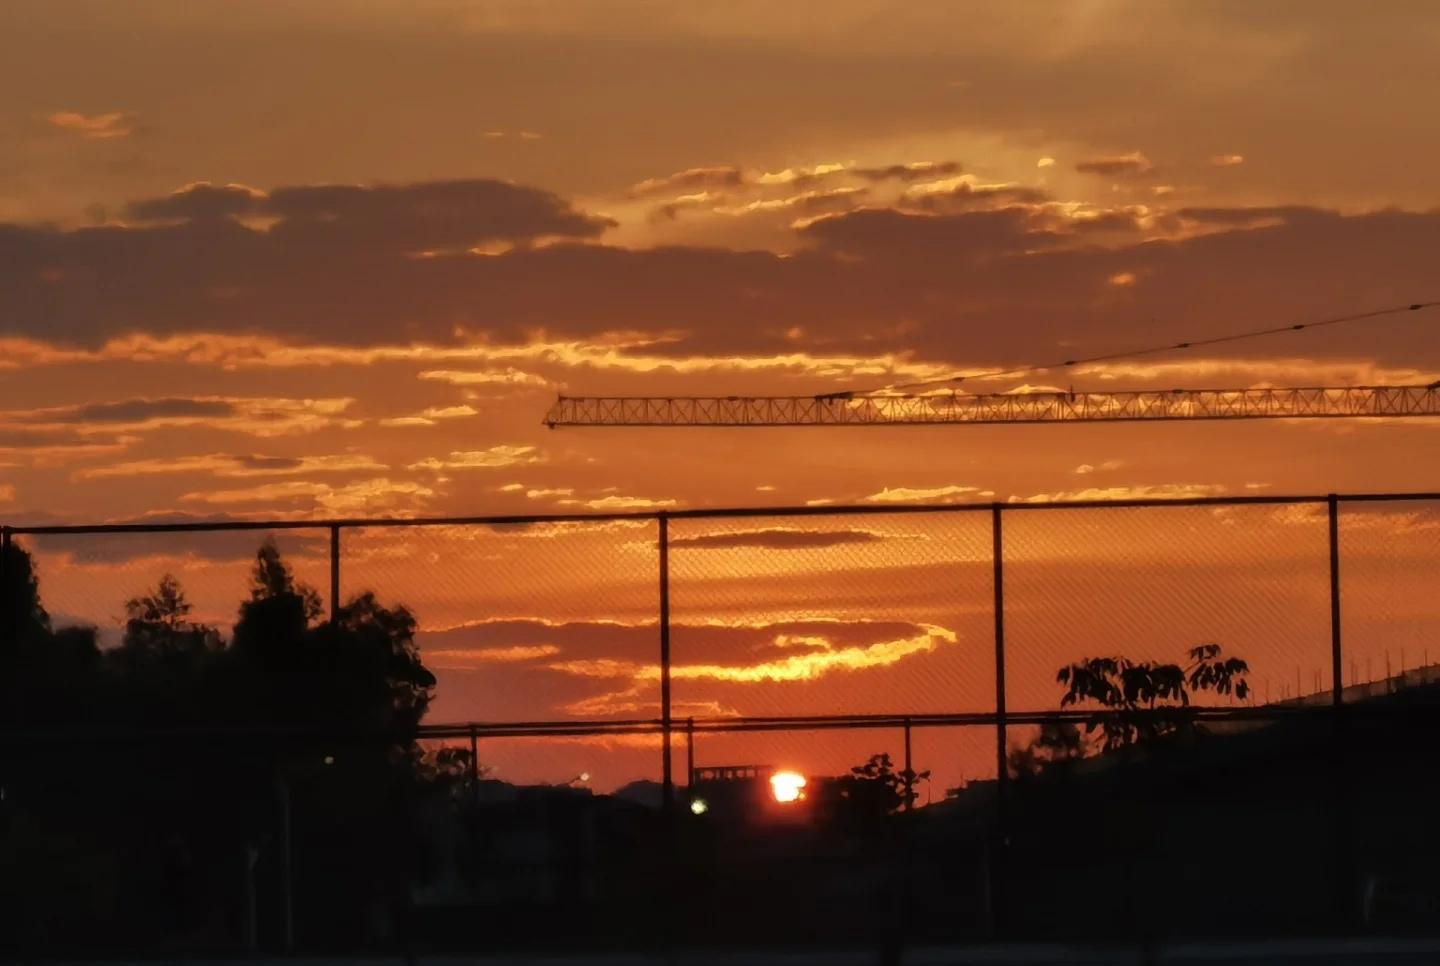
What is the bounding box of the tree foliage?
[1007,721,1087,779]
[1,538,50,641]
[1056,643,1250,752]
[117,574,220,663]
[839,752,931,821]
[232,540,324,661]
[0,538,438,951]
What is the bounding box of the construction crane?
[544,302,1440,428]
[544,384,1440,427]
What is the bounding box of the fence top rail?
[2,703,1417,745]
[3,490,1439,535]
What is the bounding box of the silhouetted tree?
[0,536,442,952]
[316,591,434,738]
[838,752,930,822]
[0,541,100,722]
[232,540,323,663]
[1,538,49,642]
[116,574,220,662]
[1007,721,1087,779]
[1057,644,1250,751]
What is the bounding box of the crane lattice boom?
[545,385,1440,427]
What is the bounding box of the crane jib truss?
[543,385,1440,427]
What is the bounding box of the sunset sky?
[4,2,1440,791]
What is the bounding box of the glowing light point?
[690,797,709,815]
[770,770,807,803]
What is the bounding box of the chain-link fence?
[3,492,1439,954]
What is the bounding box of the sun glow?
[769,770,807,803]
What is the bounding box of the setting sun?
[769,770,807,803]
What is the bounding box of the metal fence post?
[902,716,913,813]
[686,717,696,788]
[659,514,673,817]
[469,725,480,806]
[1,527,11,657]
[328,525,341,625]
[990,503,1007,937]
[1,527,10,722]
[1328,496,1343,707]
[1327,494,1355,925]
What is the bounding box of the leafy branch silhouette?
[1057,644,1250,752]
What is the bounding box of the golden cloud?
[47,110,137,139]
[1074,151,1155,176]
[378,404,479,427]
[408,445,542,471]
[0,333,952,387]
[179,477,436,513]
[755,162,849,185]
[557,494,677,510]
[498,483,576,500]
[1,396,359,439]
[1072,357,1439,387]
[550,623,954,685]
[74,453,385,481]
[1011,483,1227,503]
[417,368,552,387]
[1073,459,1125,475]
[425,644,562,667]
[864,484,982,504]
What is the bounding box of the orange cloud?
[378,404,479,427]
[47,110,137,139]
[426,644,562,667]
[552,624,955,685]
[0,333,952,389]
[1,396,359,438]
[407,445,541,470]
[756,162,850,185]
[627,166,745,197]
[1011,483,1227,503]
[74,453,385,481]
[670,527,886,550]
[1074,151,1154,176]
[417,368,552,387]
[179,478,435,513]
[1073,459,1125,475]
[558,495,677,510]
[864,484,981,504]
[498,483,575,500]
[1072,357,1439,387]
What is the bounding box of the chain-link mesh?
[16,528,329,646]
[6,494,1440,952]
[339,519,661,790]
[668,511,994,717]
[1002,502,1331,712]
[1337,498,1440,694]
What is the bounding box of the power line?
[831,300,1439,400]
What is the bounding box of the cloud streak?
[46,111,138,140]
[408,445,541,470]
[1075,151,1154,177]
[74,453,386,481]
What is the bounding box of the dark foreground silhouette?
[2,539,1438,955]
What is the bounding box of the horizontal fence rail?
[7,489,1440,534]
